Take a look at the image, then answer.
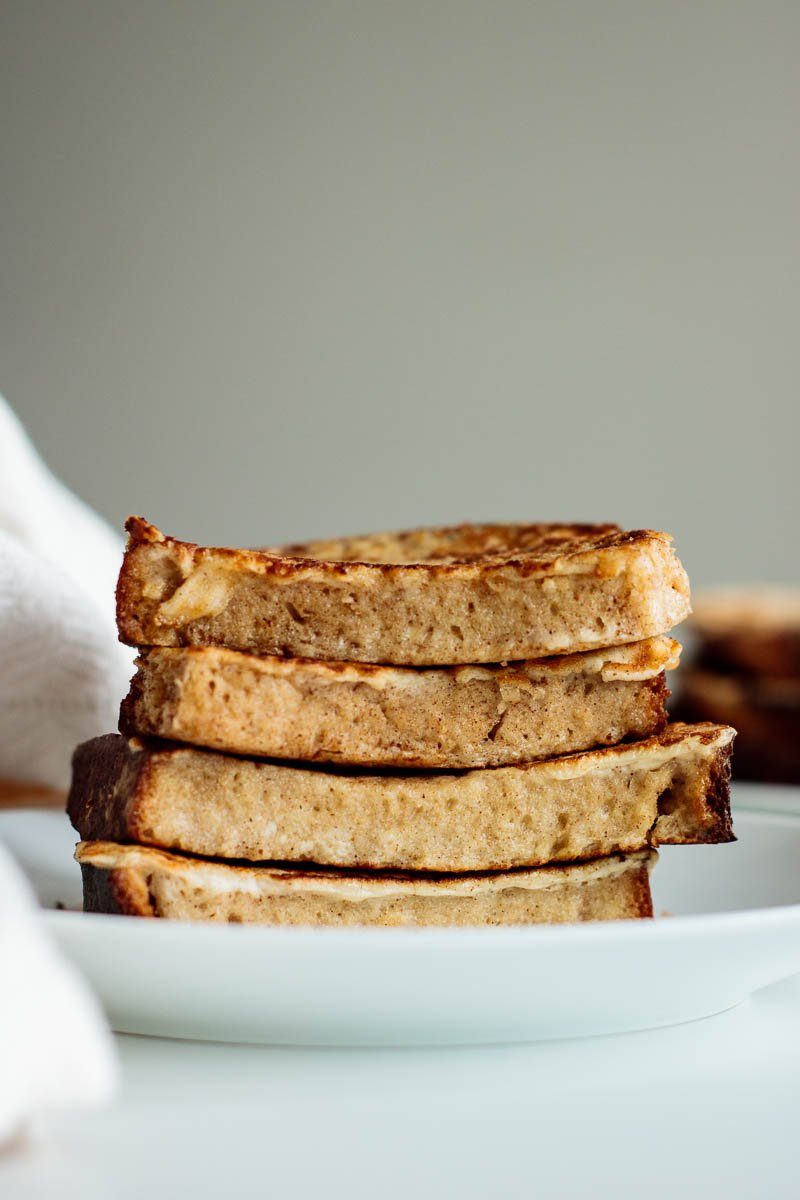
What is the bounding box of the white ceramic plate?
[2,795,800,1046]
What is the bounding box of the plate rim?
[40,893,800,949]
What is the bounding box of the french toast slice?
[116,518,690,665]
[75,842,656,926]
[119,637,679,768]
[68,723,734,874]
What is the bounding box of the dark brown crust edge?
[631,862,654,919]
[698,750,736,845]
[648,673,671,736]
[67,735,151,844]
[80,864,155,916]
[118,667,145,739]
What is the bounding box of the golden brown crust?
[119,638,678,768]
[125,516,656,571]
[116,518,690,665]
[76,842,656,925]
[68,724,734,873]
[280,522,655,569]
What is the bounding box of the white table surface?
[4,972,799,1200]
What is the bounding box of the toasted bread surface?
[120,637,678,768]
[76,842,656,925]
[69,723,734,873]
[116,519,690,665]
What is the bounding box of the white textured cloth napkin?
[0,843,117,1144]
[0,398,133,789]
[0,396,125,1138]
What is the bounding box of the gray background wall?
[2,2,798,587]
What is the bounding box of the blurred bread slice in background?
[674,587,800,783]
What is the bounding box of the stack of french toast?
[68,518,736,925]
